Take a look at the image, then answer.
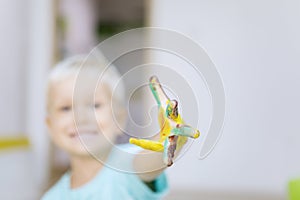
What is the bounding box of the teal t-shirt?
[42,144,168,200]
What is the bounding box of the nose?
[74,106,94,126]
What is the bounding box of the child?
[42,53,169,200]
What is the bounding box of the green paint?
[150,83,161,106]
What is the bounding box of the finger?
[172,125,200,139]
[149,76,169,108]
[129,138,164,152]
[163,136,178,167]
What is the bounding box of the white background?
[150,0,300,197]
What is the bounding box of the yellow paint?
[129,138,164,152]
[0,136,30,150]
[173,114,183,124]
[194,130,200,138]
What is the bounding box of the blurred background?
[0,0,300,199]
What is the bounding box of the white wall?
[27,0,55,190]
[0,0,55,199]
[0,0,28,135]
[150,0,300,197]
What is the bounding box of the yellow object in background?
[0,136,30,150]
[289,178,300,200]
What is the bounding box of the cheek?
[55,117,68,127]
[49,114,73,132]
[49,122,64,138]
[47,120,65,146]
[95,108,116,130]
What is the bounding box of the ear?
[45,115,50,127]
[45,115,53,136]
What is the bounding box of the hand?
[130,76,200,166]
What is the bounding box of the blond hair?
[46,52,125,111]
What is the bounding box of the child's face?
[46,72,124,157]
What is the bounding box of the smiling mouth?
[69,131,98,138]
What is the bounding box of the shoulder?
[41,172,70,200]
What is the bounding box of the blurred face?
[46,72,124,157]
